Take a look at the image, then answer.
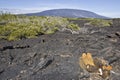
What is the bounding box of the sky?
[0,0,120,18]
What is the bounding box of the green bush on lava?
[87,18,112,27]
[67,23,80,30]
[0,14,80,41]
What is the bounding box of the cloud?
[16,3,81,14]
[97,12,120,18]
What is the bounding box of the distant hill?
[25,9,109,19]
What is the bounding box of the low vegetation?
[0,13,113,41]
[68,18,112,27]
[0,13,80,41]
[88,18,112,27]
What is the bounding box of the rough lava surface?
[0,21,120,80]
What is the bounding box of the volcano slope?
[0,20,120,80]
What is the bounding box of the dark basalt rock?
[0,23,120,80]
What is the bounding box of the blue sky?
[0,0,120,18]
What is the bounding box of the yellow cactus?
[81,53,95,66]
[79,53,112,79]
[102,65,112,71]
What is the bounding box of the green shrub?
[67,23,80,30]
[0,14,80,41]
[89,19,112,27]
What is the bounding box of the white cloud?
[97,12,120,18]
